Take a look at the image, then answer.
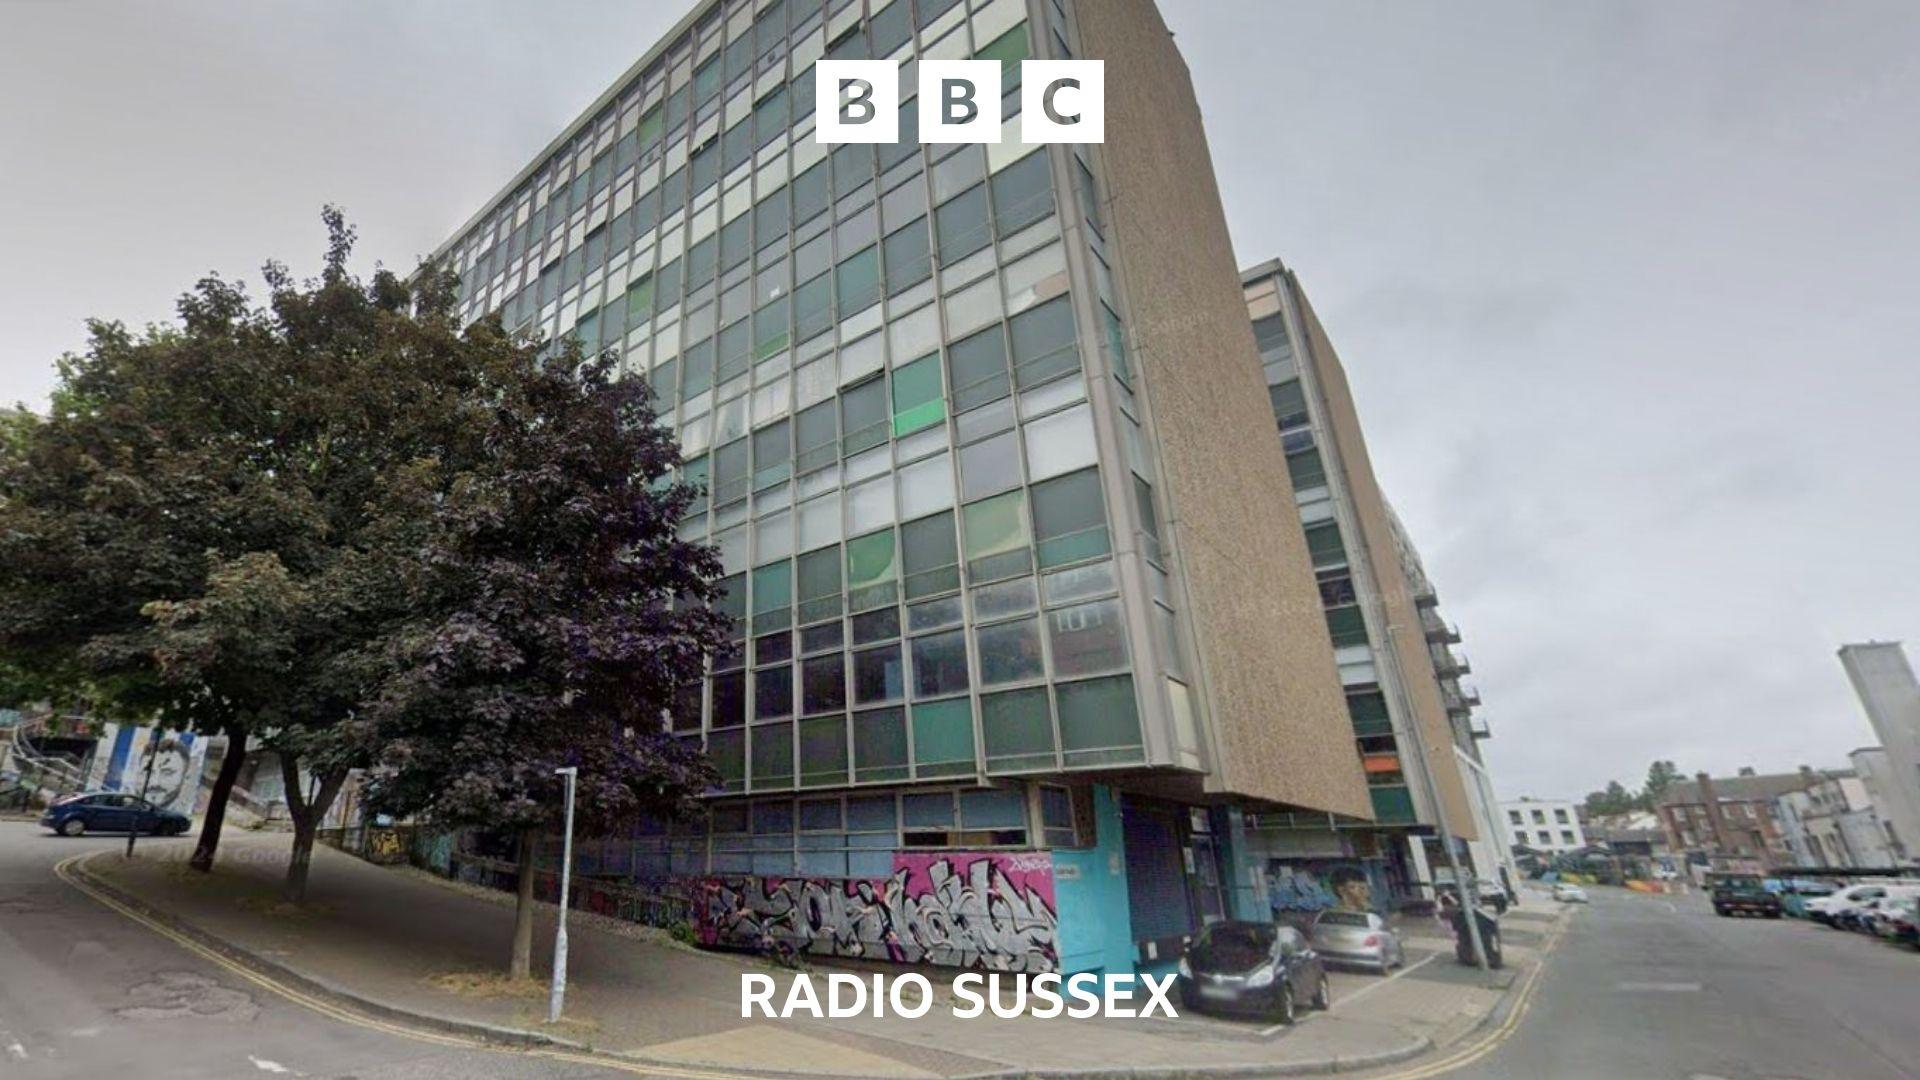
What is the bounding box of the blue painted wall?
[1052,785,1135,977]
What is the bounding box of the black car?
[1177,920,1330,1025]
[40,792,192,837]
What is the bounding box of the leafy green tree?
[1584,780,1637,818]
[1641,760,1681,809]
[357,327,727,979]
[0,210,521,894]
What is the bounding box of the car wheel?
[1311,972,1331,1011]
[169,820,189,836]
[1273,985,1297,1026]
[58,818,85,837]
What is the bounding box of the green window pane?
[1370,785,1416,823]
[890,353,945,436]
[883,218,932,296]
[708,728,745,793]
[753,295,790,360]
[1031,468,1109,569]
[752,561,791,610]
[853,707,909,783]
[982,687,1053,773]
[836,246,881,316]
[1347,691,1392,737]
[1102,305,1132,386]
[900,510,959,600]
[717,319,751,384]
[1288,447,1327,492]
[1304,522,1346,568]
[573,309,600,351]
[962,490,1031,581]
[795,400,838,474]
[750,722,793,791]
[638,105,664,150]
[1010,295,1080,388]
[991,150,1053,238]
[1056,675,1143,768]
[752,419,790,490]
[911,698,976,778]
[845,529,898,611]
[1324,604,1367,648]
[796,546,842,625]
[794,272,833,341]
[798,715,848,787]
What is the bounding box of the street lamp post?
[125,731,161,859]
[1385,625,1491,977]
[548,766,578,1025]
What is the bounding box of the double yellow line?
[1370,911,1573,1079]
[55,853,751,1080]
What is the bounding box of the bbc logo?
[815,59,1103,146]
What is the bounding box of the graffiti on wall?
[1268,859,1389,916]
[697,851,1058,971]
[84,723,207,816]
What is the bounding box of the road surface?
[1449,883,1920,1079]
[0,821,635,1080]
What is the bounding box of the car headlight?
[1178,957,1192,978]
[1246,963,1276,988]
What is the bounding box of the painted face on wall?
[147,739,191,810]
[1330,867,1372,912]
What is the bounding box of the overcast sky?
[4,1,1915,801]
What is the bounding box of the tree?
[0,209,508,893]
[1583,780,1637,818]
[358,332,727,979]
[1641,760,1681,809]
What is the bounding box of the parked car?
[1177,921,1330,1025]
[1779,881,1836,918]
[1848,886,1920,934]
[1308,908,1405,974]
[1877,896,1918,948]
[39,791,190,837]
[1708,872,1782,918]
[1806,883,1892,926]
[1552,882,1589,903]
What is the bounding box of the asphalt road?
[1455,883,1920,1080]
[0,820,636,1080]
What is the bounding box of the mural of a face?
[146,738,192,812]
[1330,867,1372,912]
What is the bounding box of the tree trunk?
[280,754,348,904]
[509,829,538,979]
[189,726,247,873]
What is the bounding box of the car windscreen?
[1190,923,1276,971]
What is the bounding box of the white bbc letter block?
[1018,60,1105,144]
[917,60,1002,143]
[815,60,900,144]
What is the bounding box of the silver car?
[1307,909,1404,973]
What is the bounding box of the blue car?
[40,792,192,837]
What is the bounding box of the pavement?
[8,821,1566,1079]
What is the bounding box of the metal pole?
[127,729,161,859]
[1385,626,1491,976]
[549,766,578,1024]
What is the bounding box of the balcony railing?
[1421,609,1461,643]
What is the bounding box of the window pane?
[911,697,975,777]
[754,665,793,719]
[991,150,1053,237]
[1047,597,1128,677]
[982,686,1053,772]
[947,323,1010,413]
[751,722,793,789]
[935,184,990,265]
[793,162,829,223]
[1023,401,1097,480]
[1031,468,1109,568]
[900,510,960,600]
[836,245,881,315]
[796,400,838,474]
[890,353,945,436]
[852,707,909,782]
[845,528,898,610]
[910,629,969,699]
[802,654,847,714]
[1009,295,1079,388]
[853,644,904,703]
[1057,675,1143,766]
[798,715,848,787]
[959,430,1021,500]
[712,670,746,728]
[753,420,791,490]
[796,546,842,624]
[976,617,1044,685]
[896,452,955,520]
[962,489,1032,581]
[883,218,932,295]
[709,728,745,791]
[794,272,833,341]
[841,377,889,455]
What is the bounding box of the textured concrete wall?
[1075,0,1370,819]
[1288,280,1479,839]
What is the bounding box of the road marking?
[1252,951,1443,1037]
[248,1056,292,1073]
[56,853,758,1080]
[1369,907,1575,1079]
